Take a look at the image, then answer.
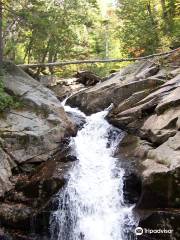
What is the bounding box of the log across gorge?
[18,48,180,70]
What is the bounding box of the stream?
[50,103,138,240]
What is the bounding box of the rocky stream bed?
[0,51,180,239]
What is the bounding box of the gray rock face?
[67,60,164,114]
[0,63,78,239]
[109,70,180,209]
[3,62,71,117]
[107,74,180,130]
[49,77,84,101]
[0,135,75,238]
[0,148,13,196]
[0,109,73,164]
[67,79,163,114]
[0,62,76,198]
[109,65,180,210]
[138,210,180,240]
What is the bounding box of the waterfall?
[50,104,138,240]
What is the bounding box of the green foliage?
[117,0,159,55]
[80,62,130,77]
[116,0,179,56]
[3,0,101,64]
[2,0,179,76]
[0,69,22,112]
[54,61,130,79]
[0,74,14,111]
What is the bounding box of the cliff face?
[107,55,180,211]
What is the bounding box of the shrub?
[0,74,14,112]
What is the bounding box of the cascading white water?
[50,104,137,240]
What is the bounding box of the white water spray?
[50,104,137,240]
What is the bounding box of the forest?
[0,0,179,110]
[1,0,179,64]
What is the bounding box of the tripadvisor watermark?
[135,227,173,236]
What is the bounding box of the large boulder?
[0,147,13,196]
[0,138,76,239]
[67,61,162,114]
[0,63,85,238]
[3,62,73,120]
[107,74,180,131]
[0,62,75,168]
[138,210,180,240]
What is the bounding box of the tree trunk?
[17,47,180,69]
[147,2,155,25]
[167,0,176,31]
[36,41,50,76]
[160,0,167,19]
[160,0,170,33]
[169,0,176,18]
[24,35,33,63]
[0,1,3,70]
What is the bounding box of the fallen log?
[17,47,180,69]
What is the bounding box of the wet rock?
[66,111,86,130]
[138,165,180,209]
[0,203,33,228]
[0,156,74,238]
[15,159,73,201]
[0,147,13,197]
[116,111,180,210]
[137,210,180,240]
[116,118,180,210]
[115,133,153,160]
[101,56,180,212]
[123,173,142,205]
